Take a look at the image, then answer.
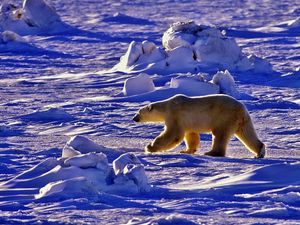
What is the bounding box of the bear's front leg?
[180,132,200,154]
[145,127,184,153]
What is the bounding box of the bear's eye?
[147,105,153,111]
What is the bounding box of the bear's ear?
[147,105,153,112]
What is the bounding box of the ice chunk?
[64,152,109,172]
[142,40,156,54]
[61,145,81,158]
[123,73,155,96]
[123,164,150,192]
[66,135,106,154]
[115,40,166,72]
[193,35,241,70]
[212,70,239,97]
[113,153,141,176]
[162,21,200,50]
[23,0,61,28]
[120,41,144,67]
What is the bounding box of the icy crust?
[0,0,68,35]
[113,21,272,74]
[121,70,239,99]
[1,135,150,200]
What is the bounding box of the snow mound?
[117,71,246,102]
[35,177,99,199]
[0,0,68,35]
[1,138,150,200]
[102,13,155,25]
[123,73,155,96]
[170,74,220,96]
[113,21,272,74]
[212,70,239,97]
[20,107,74,122]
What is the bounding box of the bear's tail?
[235,112,266,158]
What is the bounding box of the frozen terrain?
[0,0,300,224]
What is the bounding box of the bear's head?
[133,103,165,123]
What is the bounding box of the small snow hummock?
[123,73,155,96]
[170,74,220,96]
[0,30,24,44]
[0,0,67,35]
[119,71,241,101]
[2,136,151,200]
[113,21,272,74]
[117,40,166,72]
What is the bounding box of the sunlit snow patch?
[113,21,272,74]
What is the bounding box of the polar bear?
[133,94,265,158]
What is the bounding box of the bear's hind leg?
[145,127,184,153]
[180,132,200,154]
[205,131,231,157]
[235,119,265,158]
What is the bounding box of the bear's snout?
[132,114,140,122]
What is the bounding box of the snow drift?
[120,70,239,101]
[113,21,272,74]
[0,135,150,201]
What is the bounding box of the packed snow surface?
[0,0,300,224]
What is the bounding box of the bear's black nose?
[132,114,140,122]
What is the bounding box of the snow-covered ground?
[0,0,299,224]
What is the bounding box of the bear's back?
[168,94,245,114]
